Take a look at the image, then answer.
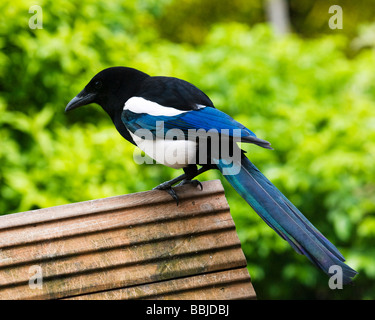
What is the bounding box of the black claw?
[153,183,180,205]
[177,179,203,191]
[194,180,203,190]
[153,177,203,206]
[166,188,179,206]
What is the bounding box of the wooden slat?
[66,268,256,300]
[0,180,255,300]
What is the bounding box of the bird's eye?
[94,80,102,90]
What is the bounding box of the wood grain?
[0,180,255,300]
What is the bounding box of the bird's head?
[65,67,149,116]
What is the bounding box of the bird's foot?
[153,182,180,205]
[176,179,203,190]
[152,179,203,206]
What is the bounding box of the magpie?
[66,66,357,284]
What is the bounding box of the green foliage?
[1,0,375,299]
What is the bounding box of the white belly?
[129,131,197,169]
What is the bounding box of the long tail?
[216,154,357,284]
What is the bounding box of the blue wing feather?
[123,107,257,140]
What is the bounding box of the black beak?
[65,89,96,112]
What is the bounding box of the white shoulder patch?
[195,104,207,109]
[124,97,189,117]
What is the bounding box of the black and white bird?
[65,66,357,284]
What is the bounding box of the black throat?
[97,68,150,144]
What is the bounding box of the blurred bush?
[1,0,375,299]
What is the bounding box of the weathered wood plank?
[0,180,255,300]
[66,268,256,300]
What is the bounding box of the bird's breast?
[128,131,197,169]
